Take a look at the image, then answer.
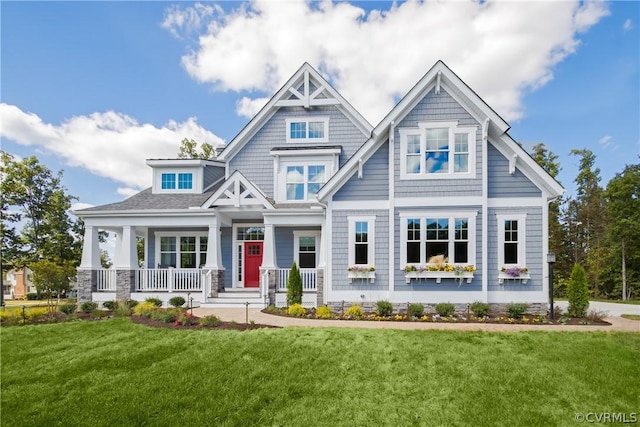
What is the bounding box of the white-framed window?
[156,233,208,268]
[161,173,176,189]
[400,211,477,267]
[275,156,335,203]
[154,168,201,194]
[294,231,320,269]
[348,216,375,267]
[399,121,476,179]
[497,214,527,267]
[178,173,193,189]
[285,117,329,143]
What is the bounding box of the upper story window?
[156,171,198,193]
[178,173,193,189]
[286,117,329,143]
[285,165,326,200]
[400,121,476,180]
[271,148,339,203]
[161,173,176,189]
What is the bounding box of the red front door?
[244,242,263,287]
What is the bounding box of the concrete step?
[200,300,265,309]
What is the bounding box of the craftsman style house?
[75,61,563,312]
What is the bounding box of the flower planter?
[347,271,376,284]
[498,272,530,284]
[404,271,474,284]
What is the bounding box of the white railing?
[97,269,116,291]
[136,268,204,292]
[276,268,317,291]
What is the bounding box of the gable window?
[348,216,375,267]
[497,214,527,267]
[400,212,477,267]
[400,121,476,179]
[161,173,176,189]
[178,173,193,189]
[285,165,325,200]
[285,118,329,143]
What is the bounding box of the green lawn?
[556,298,640,305]
[622,314,640,321]
[2,320,639,427]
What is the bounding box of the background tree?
[178,138,215,159]
[30,259,75,316]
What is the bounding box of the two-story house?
[75,61,563,312]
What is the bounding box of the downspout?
[482,119,490,303]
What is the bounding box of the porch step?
[200,292,265,308]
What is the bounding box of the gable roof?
[200,170,274,210]
[217,62,373,162]
[318,60,563,201]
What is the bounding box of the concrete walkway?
[192,306,640,332]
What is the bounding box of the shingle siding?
[229,106,369,197]
[487,143,541,197]
[203,165,225,189]
[333,141,389,201]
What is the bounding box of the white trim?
[232,223,265,288]
[201,170,273,210]
[325,200,333,300]
[285,117,329,143]
[389,121,395,293]
[347,216,376,269]
[275,156,334,203]
[153,168,202,194]
[293,230,321,269]
[146,159,221,167]
[395,197,483,207]
[496,213,527,269]
[482,119,489,301]
[332,200,389,210]
[270,147,341,157]
[486,291,546,304]
[488,198,545,208]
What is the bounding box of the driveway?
[555,300,640,317]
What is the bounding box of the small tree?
[30,259,75,317]
[286,262,302,306]
[567,263,589,318]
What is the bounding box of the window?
[161,173,176,189]
[400,122,476,179]
[497,214,527,266]
[285,164,326,201]
[294,233,319,269]
[286,118,329,142]
[178,173,193,189]
[400,212,477,267]
[348,216,375,267]
[157,234,207,269]
[160,237,177,267]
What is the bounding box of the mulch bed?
[130,315,279,331]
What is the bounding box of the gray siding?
[333,141,389,201]
[275,227,294,268]
[203,165,225,189]
[394,88,482,198]
[487,207,543,291]
[229,106,369,197]
[331,209,389,291]
[393,207,483,292]
[487,143,541,197]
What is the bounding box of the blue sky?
[1,1,638,211]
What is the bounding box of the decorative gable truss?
[201,171,274,210]
[275,69,340,108]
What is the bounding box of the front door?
[244,242,263,287]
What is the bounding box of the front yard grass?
[2,319,639,426]
[621,314,640,321]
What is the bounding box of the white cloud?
[598,135,616,150]
[116,187,140,198]
[162,2,220,38]
[169,0,609,123]
[71,202,95,211]
[623,19,632,32]
[0,103,224,190]
[235,96,270,118]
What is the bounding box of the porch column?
[262,223,276,269]
[80,226,101,269]
[204,218,222,269]
[115,226,137,302]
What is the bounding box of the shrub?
[126,299,139,308]
[157,310,177,323]
[200,314,222,327]
[132,301,158,318]
[587,309,608,322]
[408,303,424,318]
[145,297,163,307]
[315,305,333,319]
[506,303,529,319]
[287,303,306,317]
[435,302,455,317]
[114,304,132,317]
[567,263,589,318]
[168,296,186,308]
[286,262,303,306]
[470,301,490,317]
[344,304,364,320]
[176,311,195,325]
[59,303,77,315]
[0,310,21,325]
[375,300,393,316]
[26,293,39,300]
[80,301,98,314]
[91,309,108,319]
[26,307,49,321]
[102,300,119,311]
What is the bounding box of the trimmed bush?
[199,314,222,327]
[80,301,98,314]
[26,307,48,321]
[408,303,424,318]
[26,293,39,300]
[91,309,108,319]
[567,263,589,318]
[59,303,77,315]
[132,301,158,318]
[375,300,393,316]
[344,304,364,320]
[168,296,186,308]
[114,304,132,317]
[315,305,333,319]
[102,300,119,311]
[286,262,303,306]
[506,303,529,319]
[470,301,490,317]
[126,299,139,308]
[145,297,163,307]
[435,302,455,317]
[287,303,306,317]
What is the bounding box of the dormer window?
[286,165,326,200]
[286,118,329,143]
[178,173,193,189]
[161,173,176,189]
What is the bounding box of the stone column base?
[209,269,225,298]
[316,268,325,308]
[77,269,97,305]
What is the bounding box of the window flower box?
[498,266,530,284]
[403,264,475,284]
[347,266,376,284]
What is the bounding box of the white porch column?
[204,218,223,269]
[116,226,138,269]
[261,223,276,269]
[80,225,101,269]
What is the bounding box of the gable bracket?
[435,71,442,95]
[358,158,364,179]
[483,118,490,144]
[509,154,518,175]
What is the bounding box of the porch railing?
[276,268,317,292]
[97,269,117,291]
[136,269,204,292]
